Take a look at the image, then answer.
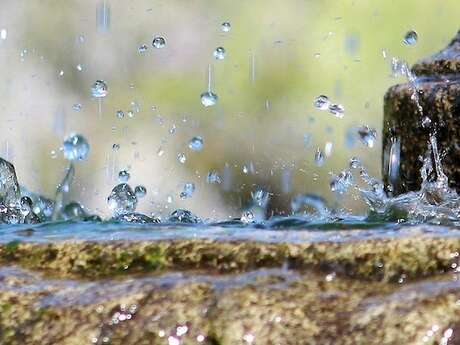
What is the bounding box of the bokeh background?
[0,0,459,219]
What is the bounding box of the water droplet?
[206,170,221,184]
[349,156,361,169]
[134,185,146,198]
[358,126,377,148]
[422,116,432,128]
[177,153,186,164]
[152,36,166,49]
[251,188,269,207]
[72,103,82,112]
[0,29,7,40]
[180,182,195,199]
[127,110,135,118]
[188,136,204,151]
[59,70,64,77]
[112,143,120,151]
[138,44,148,54]
[76,64,83,72]
[118,170,130,182]
[213,47,226,60]
[20,196,33,216]
[324,142,333,157]
[328,103,345,118]
[403,30,418,46]
[63,134,90,161]
[313,95,330,110]
[314,148,324,167]
[169,209,201,223]
[116,110,124,119]
[91,80,108,98]
[200,91,218,107]
[330,170,353,194]
[240,210,255,223]
[157,147,164,156]
[107,183,137,216]
[221,21,231,32]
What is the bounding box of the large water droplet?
[221,22,231,32]
[91,80,108,98]
[313,95,330,110]
[63,134,90,161]
[134,185,146,198]
[200,91,218,107]
[152,36,166,49]
[107,183,137,216]
[358,126,377,148]
[213,47,226,60]
[188,136,204,151]
[403,30,418,46]
[118,170,130,182]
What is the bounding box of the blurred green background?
[0,0,459,219]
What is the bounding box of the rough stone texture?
[2,228,460,344]
[383,30,460,194]
[0,158,20,206]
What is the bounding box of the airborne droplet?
[221,21,231,32]
[200,91,218,107]
[91,80,108,98]
[188,136,204,151]
[152,36,166,49]
[63,134,90,161]
[403,30,418,46]
[213,47,226,60]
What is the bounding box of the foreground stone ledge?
[1,230,460,282]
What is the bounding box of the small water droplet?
[358,126,377,148]
[313,95,330,110]
[349,156,361,169]
[134,185,147,198]
[63,134,90,161]
[206,170,221,184]
[403,30,418,46]
[213,47,226,60]
[188,136,204,151]
[200,91,218,107]
[157,147,164,156]
[330,170,353,194]
[0,29,7,40]
[314,148,324,167]
[112,143,120,151]
[180,182,195,199]
[91,80,108,98]
[152,36,166,49]
[240,210,255,223]
[422,116,432,128]
[127,110,135,118]
[177,153,186,164]
[138,44,148,54]
[59,70,65,77]
[328,103,345,118]
[72,103,82,112]
[116,110,124,119]
[221,21,231,32]
[76,64,83,72]
[118,170,130,182]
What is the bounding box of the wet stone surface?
[1,225,460,344]
[383,30,460,194]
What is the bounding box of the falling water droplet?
[358,126,377,148]
[207,170,221,184]
[0,29,7,40]
[313,95,330,110]
[221,21,231,32]
[72,103,82,112]
[112,143,120,151]
[188,136,204,151]
[116,110,124,119]
[180,182,195,199]
[177,153,187,164]
[134,185,147,198]
[403,30,418,46]
[91,80,108,98]
[107,183,137,216]
[138,44,148,54]
[314,148,324,167]
[118,170,130,182]
[330,170,353,194]
[328,103,345,118]
[200,91,218,107]
[76,64,84,72]
[63,134,90,161]
[422,116,432,128]
[349,156,361,169]
[213,47,226,60]
[152,36,166,49]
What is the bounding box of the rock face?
[0,158,20,206]
[383,30,460,194]
[1,226,460,344]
